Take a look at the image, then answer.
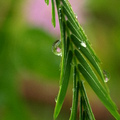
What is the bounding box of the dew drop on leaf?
[103,70,110,83]
[55,97,57,103]
[74,13,78,19]
[81,41,86,48]
[52,40,62,56]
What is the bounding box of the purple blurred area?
[24,0,86,36]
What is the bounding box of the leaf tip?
[44,0,49,5]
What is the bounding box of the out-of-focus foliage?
[0,0,60,120]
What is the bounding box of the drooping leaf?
[80,81,95,120]
[79,96,83,120]
[62,0,100,63]
[78,64,120,119]
[44,0,49,5]
[52,0,120,119]
[54,51,73,119]
[56,1,67,85]
[69,67,79,120]
[67,20,81,40]
[71,34,108,92]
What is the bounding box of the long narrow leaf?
[62,0,100,63]
[56,1,66,85]
[80,81,95,120]
[54,51,73,119]
[75,50,108,95]
[79,96,83,120]
[51,0,56,27]
[78,64,120,119]
[71,34,108,91]
[69,67,79,120]
[67,20,82,40]
[44,0,49,5]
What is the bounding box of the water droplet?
[70,107,72,111]
[52,40,62,56]
[103,70,110,83]
[81,41,86,48]
[74,13,78,19]
[55,97,57,103]
[78,47,80,50]
[59,7,61,10]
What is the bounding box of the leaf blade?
[80,81,95,120]
[78,64,120,119]
[45,0,49,5]
[51,0,56,27]
[71,34,109,92]
[54,51,73,119]
[69,67,79,120]
[62,0,100,63]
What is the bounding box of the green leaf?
[67,20,81,40]
[69,67,79,120]
[71,34,108,92]
[62,0,100,63]
[54,51,73,119]
[54,0,120,119]
[75,50,107,95]
[51,0,56,27]
[79,96,83,120]
[80,81,95,120]
[78,64,120,119]
[54,51,72,119]
[44,0,49,5]
[56,1,66,85]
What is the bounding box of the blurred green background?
[0,0,120,120]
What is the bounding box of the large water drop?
[52,40,62,56]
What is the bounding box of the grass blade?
[80,81,95,120]
[75,50,107,95]
[54,51,73,119]
[62,0,100,63]
[44,0,49,5]
[56,1,67,85]
[78,64,120,119]
[71,34,108,89]
[67,20,82,40]
[79,96,83,120]
[51,0,56,27]
[69,67,79,120]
